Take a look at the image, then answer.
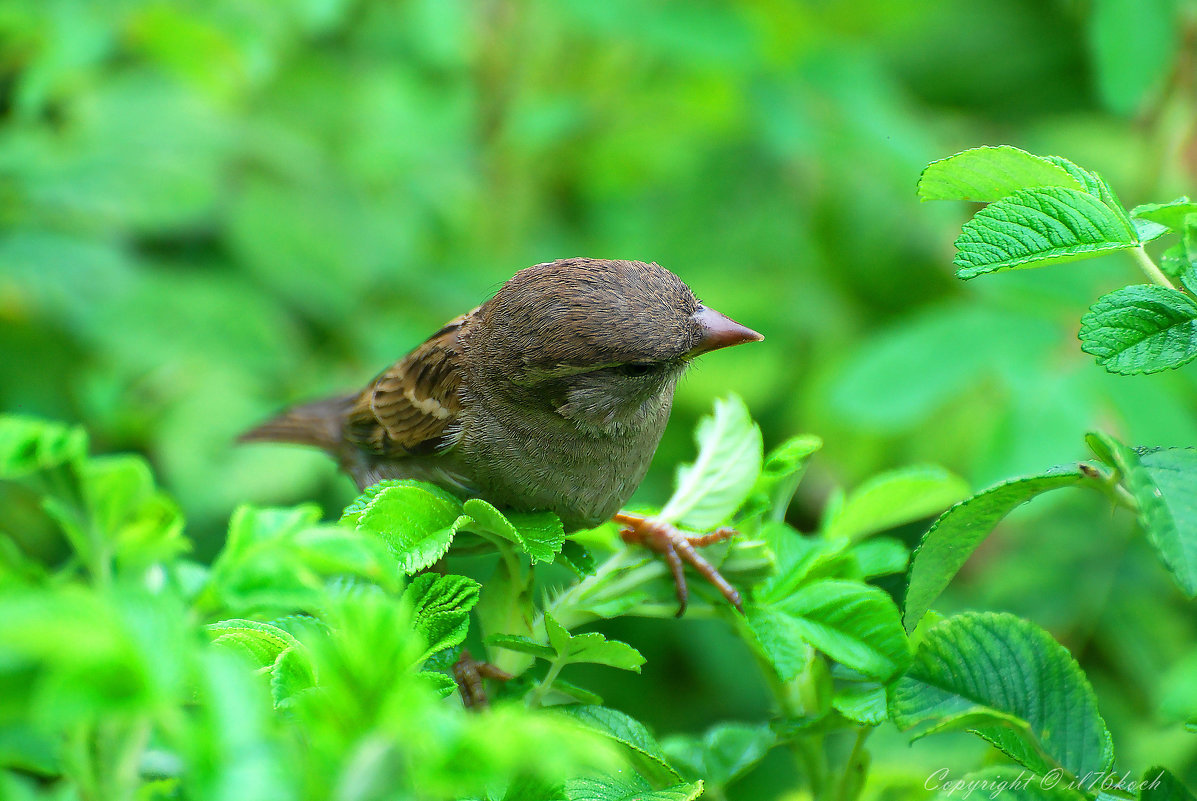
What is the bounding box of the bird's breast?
[457,397,671,530]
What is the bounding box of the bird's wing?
[343,309,474,457]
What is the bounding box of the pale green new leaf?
[486,634,556,660]
[746,434,822,522]
[953,187,1138,279]
[660,395,763,530]
[748,579,910,681]
[903,466,1085,631]
[890,613,1114,778]
[823,464,969,541]
[544,612,645,672]
[1079,285,1197,375]
[340,478,462,527]
[207,618,302,668]
[917,146,1082,203]
[463,499,565,564]
[343,480,466,574]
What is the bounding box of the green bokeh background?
[2,0,1195,796]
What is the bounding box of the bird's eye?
[614,362,656,377]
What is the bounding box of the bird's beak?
[687,306,764,357]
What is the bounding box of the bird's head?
[465,258,763,436]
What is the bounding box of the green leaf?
[1163,236,1197,279]
[903,466,1086,631]
[340,478,464,527]
[660,395,763,530]
[82,456,181,544]
[747,434,822,521]
[560,540,597,578]
[417,669,458,699]
[486,634,556,660]
[1140,767,1197,801]
[952,187,1138,279]
[565,776,702,801]
[890,612,1114,778]
[1132,198,1197,232]
[558,705,681,784]
[44,453,187,571]
[849,537,908,579]
[203,504,399,614]
[1183,267,1197,294]
[1041,156,1128,213]
[831,668,889,726]
[463,499,566,564]
[917,146,1082,203]
[0,416,87,478]
[544,613,645,672]
[271,646,317,706]
[930,766,1088,801]
[225,503,323,558]
[755,522,850,604]
[551,678,604,706]
[403,573,481,659]
[290,525,399,586]
[823,464,969,541]
[206,618,301,668]
[662,723,774,787]
[1087,433,1197,596]
[1079,285,1197,375]
[343,480,466,573]
[748,579,910,681]
[1134,217,1172,243]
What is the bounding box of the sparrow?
[241,258,763,614]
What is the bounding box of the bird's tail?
[238,394,356,453]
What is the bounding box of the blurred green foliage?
[2,0,1196,797]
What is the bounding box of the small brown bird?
[242,258,763,613]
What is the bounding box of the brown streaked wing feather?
[344,310,472,457]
